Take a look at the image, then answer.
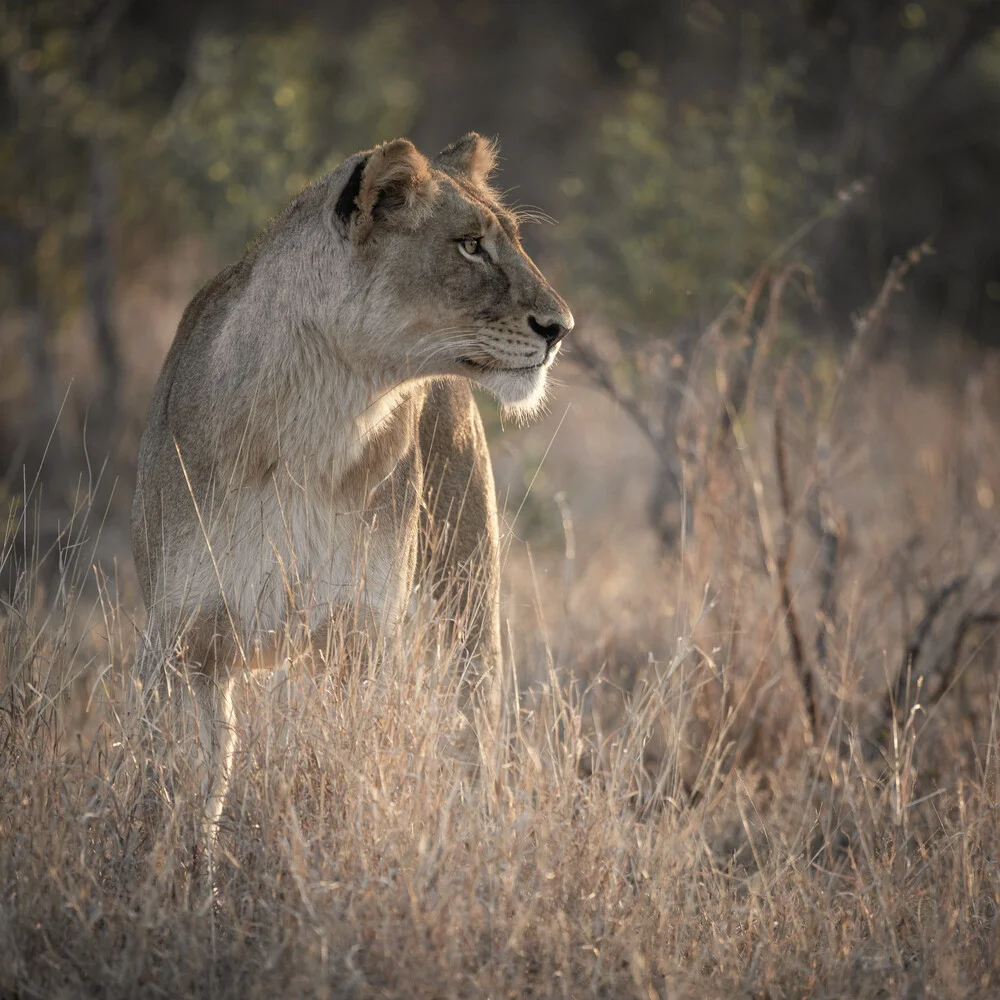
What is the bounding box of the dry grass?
[3,312,1000,998]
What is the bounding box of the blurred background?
[3,0,1000,756]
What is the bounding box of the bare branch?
[572,339,673,469]
[773,383,819,740]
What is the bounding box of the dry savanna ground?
[3,280,1000,998]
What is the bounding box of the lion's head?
[261,134,573,419]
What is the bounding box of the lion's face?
[326,134,573,418]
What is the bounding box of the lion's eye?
[458,237,485,260]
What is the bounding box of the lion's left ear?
[435,132,498,188]
[337,139,438,243]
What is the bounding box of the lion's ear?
[435,133,498,188]
[336,139,437,243]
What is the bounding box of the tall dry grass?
[3,303,1000,998]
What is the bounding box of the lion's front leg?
[128,609,247,889]
[417,384,504,760]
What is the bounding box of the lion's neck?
[215,256,423,495]
[263,319,420,495]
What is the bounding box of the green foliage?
[1,9,118,314]
[555,63,829,331]
[160,15,421,257]
[0,7,422,321]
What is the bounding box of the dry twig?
[773,382,819,740]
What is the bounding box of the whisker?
[510,202,558,226]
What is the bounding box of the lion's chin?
[471,364,549,423]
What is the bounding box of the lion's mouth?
[459,358,545,374]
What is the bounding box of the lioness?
[131,133,573,853]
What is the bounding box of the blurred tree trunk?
[83,42,121,445]
[85,130,120,432]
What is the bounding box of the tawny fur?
[130,133,573,857]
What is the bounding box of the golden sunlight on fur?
[128,134,572,859]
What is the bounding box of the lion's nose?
[528,311,574,348]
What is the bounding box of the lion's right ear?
[335,140,437,244]
[435,133,498,189]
